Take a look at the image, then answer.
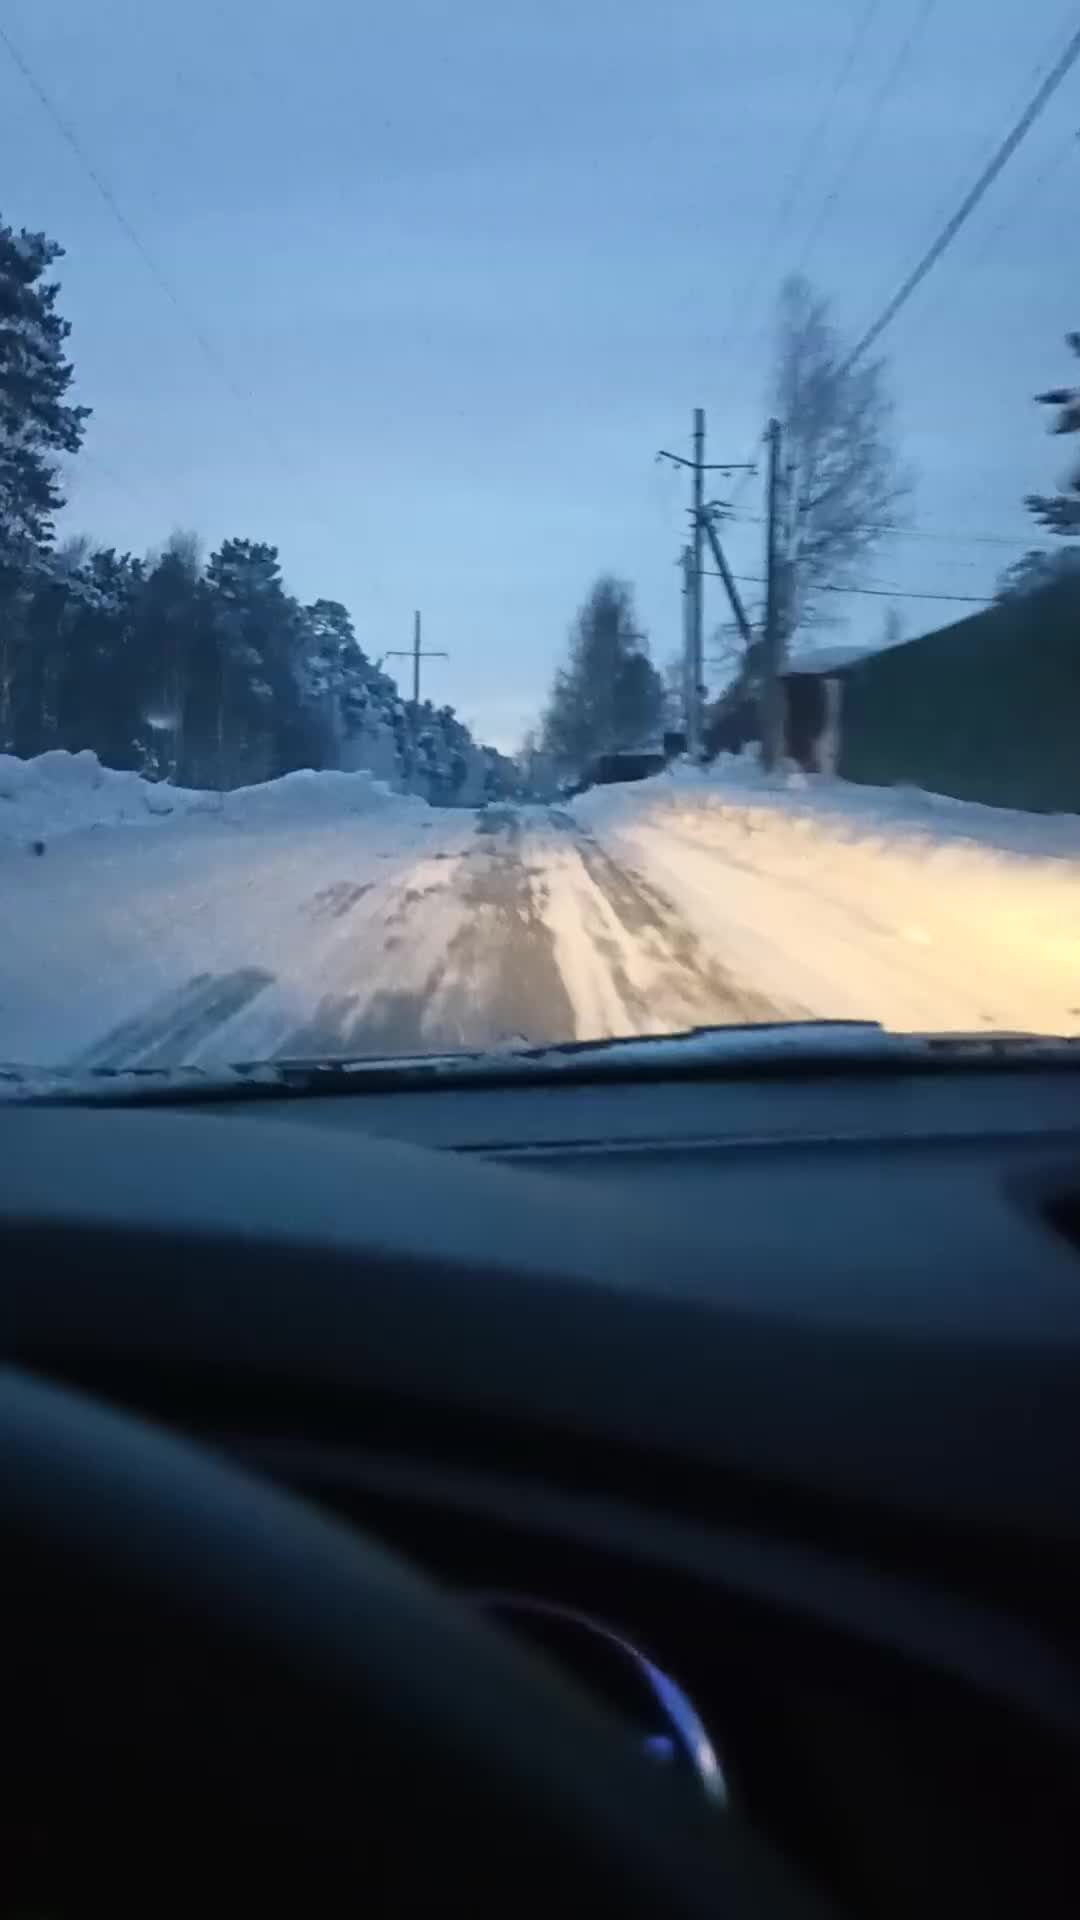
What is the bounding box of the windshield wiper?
[3,1021,1080,1105]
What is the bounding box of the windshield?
[1,3,1078,1073]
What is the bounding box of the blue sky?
[2,0,1077,747]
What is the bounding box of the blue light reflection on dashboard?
[478,1594,728,1807]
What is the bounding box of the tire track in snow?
[282,808,575,1054]
[539,812,799,1039]
[1,800,798,1070]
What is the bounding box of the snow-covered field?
[1,747,1078,1071]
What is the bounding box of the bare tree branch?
[772,275,910,634]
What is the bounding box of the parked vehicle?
[575,745,667,795]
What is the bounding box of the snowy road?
[4,774,1078,1071]
[0,803,794,1069]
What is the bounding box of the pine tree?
[0,210,505,789]
[0,218,90,748]
[293,597,363,766]
[202,539,301,785]
[0,221,90,564]
[541,577,662,774]
[55,549,145,766]
[132,540,206,782]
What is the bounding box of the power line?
[967,125,1079,270]
[795,0,939,273]
[713,1,882,369]
[843,18,1080,369]
[715,9,893,516]
[860,13,1080,349]
[723,510,1028,549]
[721,16,1076,527]
[832,582,991,604]
[716,572,992,605]
[0,17,286,463]
[895,527,1023,551]
[886,6,1079,289]
[884,123,1079,353]
[724,423,771,516]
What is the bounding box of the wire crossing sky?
[1,0,1077,744]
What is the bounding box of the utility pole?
[760,417,785,772]
[690,407,705,757]
[680,546,694,745]
[657,414,754,760]
[385,610,449,712]
[385,610,449,781]
[701,511,752,648]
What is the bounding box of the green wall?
[837,581,1080,813]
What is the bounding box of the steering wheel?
[0,1364,826,1917]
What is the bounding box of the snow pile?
[0,749,202,845]
[0,749,424,849]
[209,765,428,827]
[573,750,1080,863]
[573,755,1080,1036]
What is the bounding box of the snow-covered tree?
[198,539,302,784]
[0,221,89,565]
[0,207,503,787]
[0,219,91,748]
[57,549,145,764]
[995,547,1080,601]
[297,598,359,703]
[129,538,203,777]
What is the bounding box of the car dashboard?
[4,1054,1080,1915]
[221,1406,1076,1919]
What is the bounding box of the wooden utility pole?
[384,610,449,780]
[680,545,694,742]
[690,408,706,757]
[657,415,755,761]
[385,610,449,713]
[760,417,786,772]
[701,511,753,648]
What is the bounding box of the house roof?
[782,641,884,676]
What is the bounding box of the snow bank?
[213,765,428,826]
[573,751,1080,864]
[573,755,1080,1036]
[0,749,201,845]
[0,749,424,848]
